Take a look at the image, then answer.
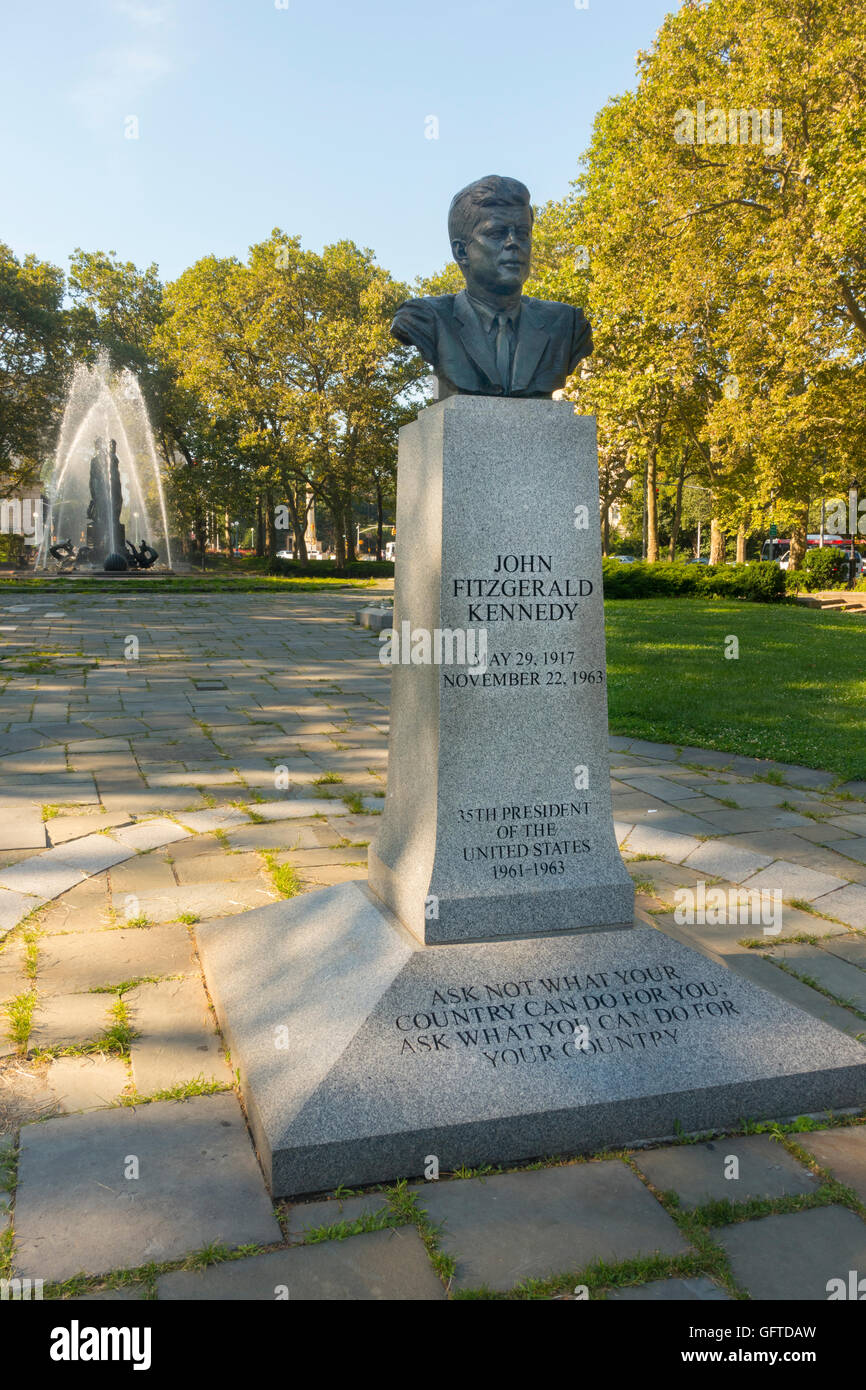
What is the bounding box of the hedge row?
[268,558,394,578]
[601,559,785,602]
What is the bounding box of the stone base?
[197,884,866,1198]
[368,398,634,945]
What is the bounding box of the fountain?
[37,353,173,572]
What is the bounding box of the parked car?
[686,556,710,564]
[612,554,638,563]
[275,549,293,560]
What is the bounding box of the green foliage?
[267,557,394,578]
[157,233,417,564]
[531,0,866,564]
[601,559,784,602]
[0,243,68,492]
[802,546,854,591]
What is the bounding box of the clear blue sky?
[2,0,675,287]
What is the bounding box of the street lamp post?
[850,481,860,584]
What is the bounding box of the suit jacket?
[391,288,592,398]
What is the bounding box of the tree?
[0,244,67,495]
[158,232,418,564]
[525,0,866,566]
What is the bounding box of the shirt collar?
[465,292,521,333]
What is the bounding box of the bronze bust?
[391,174,592,399]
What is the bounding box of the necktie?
[493,313,512,391]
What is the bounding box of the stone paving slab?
[30,993,113,1048]
[123,881,277,924]
[766,839,866,882]
[13,1093,282,1281]
[683,842,774,883]
[693,941,866,1036]
[0,941,26,1006]
[278,847,375,869]
[620,826,703,863]
[0,857,85,901]
[127,976,232,1093]
[633,1136,817,1209]
[615,774,708,803]
[793,823,859,845]
[37,924,196,994]
[173,851,266,885]
[764,942,866,1013]
[606,1276,731,1301]
[44,1056,129,1112]
[828,814,866,836]
[49,835,132,877]
[413,1163,687,1292]
[157,1228,445,1300]
[713,828,846,861]
[248,798,352,821]
[111,819,191,852]
[295,864,367,887]
[46,811,132,845]
[0,777,100,808]
[822,936,866,969]
[715,1206,866,1300]
[0,809,46,851]
[741,861,848,902]
[812,884,866,929]
[0,886,42,937]
[226,821,345,852]
[110,854,177,894]
[694,808,814,833]
[286,1192,392,1240]
[173,808,248,833]
[37,875,112,935]
[796,1126,866,1203]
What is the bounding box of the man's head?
[448,175,533,301]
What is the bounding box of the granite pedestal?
[368,397,634,944]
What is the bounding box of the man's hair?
[448,175,533,247]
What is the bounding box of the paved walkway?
[1,591,865,1300]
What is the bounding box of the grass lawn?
[0,574,380,594]
[605,599,866,781]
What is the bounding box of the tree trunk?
[668,454,686,562]
[788,504,810,570]
[264,490,278,558]
[344,506,356,564]
[709,517,726,565]
[646,448,659,562]
[305,487,317,552]
[255,495,265,558]
[736,521,747,563]
[285,486,306,563]
[641,459,648,560]
[224,511,233,562]
[194,508,206,570]
[376,481,384,561]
